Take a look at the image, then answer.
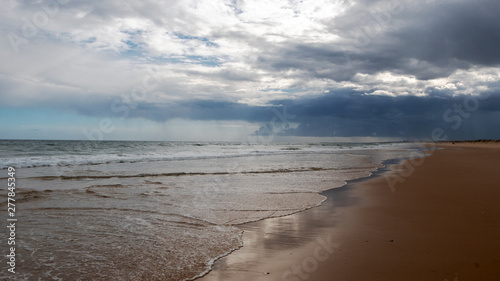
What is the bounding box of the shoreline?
[199,143,500,281]
[197,153,410,281]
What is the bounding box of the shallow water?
[0,140,421,280]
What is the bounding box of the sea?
[0,140,423,280]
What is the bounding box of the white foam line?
[184,230,245,281]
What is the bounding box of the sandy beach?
[200,143,500,281]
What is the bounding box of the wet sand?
[199,144,500,281]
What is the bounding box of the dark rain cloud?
[272,91,500,140]
[85,90,500,140]
[253,0,500,82]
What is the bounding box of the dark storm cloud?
[273,91,500,139]
[254,0,500,82]
[391,0,500,66]
[91,91,500,140]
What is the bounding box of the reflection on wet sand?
[199,162,394,281]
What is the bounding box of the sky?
[1,0,500,141]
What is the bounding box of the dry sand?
[199,143,500,281]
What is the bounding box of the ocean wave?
[0,150,306,169]
[0,190,51,204]
[0,140,408,169]
[16,166,373,181]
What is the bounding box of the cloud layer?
[1,0,500,140]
